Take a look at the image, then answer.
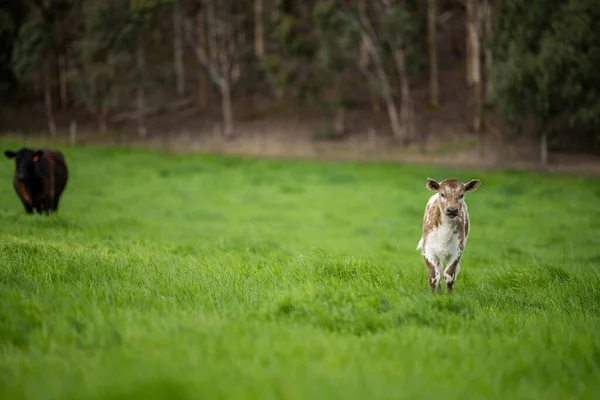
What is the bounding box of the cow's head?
[4,148,44,182]
[426,177,481,219]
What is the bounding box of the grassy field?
[1,140,599,400]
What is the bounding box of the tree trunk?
[334,106,345,136]
[254,0,264,58]
[354,6,402,140]
[473,78,483,133]
[220,77,234,138]
[206,0,217,62]
[173,1,185,96]
[394,48,415,144]
[198,76,208,109]
[483,0,493,105]
[370,51,401,139]
[331,75,346,136]
[358,0,369,67]
[362,53,400,138]
[58,54,68,110]
[69,120,77,145]
[98,103,108,136]
[136,41,147,137]
[427,0,439,108]
[42,62,57,137]
[358,0,376,112]
[34,70,42,98]
[467,0,483,134]
[384,96,402,140]
[196,9,208,109]
[371,96,381,114]
[540,129,548,165]
[465,1,473,83]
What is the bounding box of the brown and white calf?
[416,177,481,294]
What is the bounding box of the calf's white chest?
[425,221,462,262]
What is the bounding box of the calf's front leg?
[424,256,442,295]
[444,254,462,294]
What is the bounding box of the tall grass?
[1,141,599,399]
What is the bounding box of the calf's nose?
[16,172,25,181]
[446,207,458,214]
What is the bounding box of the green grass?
[1,140,600,400]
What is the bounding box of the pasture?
[1,140,599,400]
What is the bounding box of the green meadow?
[1,141,599,400]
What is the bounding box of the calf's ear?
[426,178,440,192]
[33,150,44,162]
[4,150,15,159]
[464,179,481,192]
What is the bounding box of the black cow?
[4,147,69,214]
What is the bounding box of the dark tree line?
[1,0,599,159]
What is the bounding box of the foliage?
[0,3,25,101]
[2,0,600,150]
[313,0,357,72]
[492,0,600,144]
[11,18,50,79]
[377,1,424,76]
[66,0,174,115]
[312,0,358,110]
[65,1,131,114]
[10,0,73,80]
[124,0,175,47]
[0,10,15,36]
[0,142,600,398]
[261,1,320,103]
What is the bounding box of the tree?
[342,0,418,143]
[466,0,482,134]
[427,0,439,107]
[254,0,264,58]
[482,0,493,105]
[357,0,379,113]
[260,1,315,103]
[128,0,174,137]
[0,3,24,105]
[173,0,186,96]
[184,0,249,138]
[342,1,400,140]
[12,3,57,136]
[380,0,417,144]
[493,0,600,160]
[313,0,357,137]
[66,1,127,135]
[64,0,171,136]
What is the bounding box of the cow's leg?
[34,200,48,214]
[37,197,52,214]
[52,196,60,211]
[444,253,462,294]
[424,255,442,295]
[21,200,33,214]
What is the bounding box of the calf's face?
[426,177,481,218]
[4,148,44,182]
